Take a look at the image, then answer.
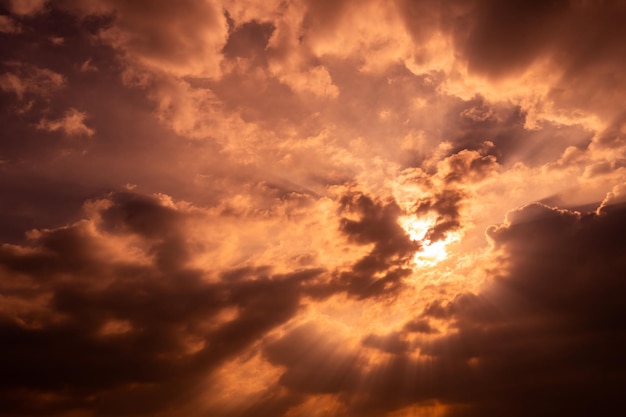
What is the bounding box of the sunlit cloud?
[1,1,626,416]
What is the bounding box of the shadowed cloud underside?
[1,1,626,416]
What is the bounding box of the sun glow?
[399,216,460,267]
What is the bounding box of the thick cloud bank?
[1,0,626,416]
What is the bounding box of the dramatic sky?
[1,1,626,416]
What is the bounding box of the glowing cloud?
[1,1,626,417]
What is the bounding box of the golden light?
[399,216,460,267]
[399,216,432,241]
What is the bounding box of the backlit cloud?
[1,1,625,416]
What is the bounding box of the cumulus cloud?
[597,182,626,213]
[2,1,626,416]
[238,197,626,417]
[419,201,626,416]
[335,191,419,298]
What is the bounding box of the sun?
[399,216,460,267]
[399,216,432,242]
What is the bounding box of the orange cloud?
[2,1,626,416]
[37,108,95,137]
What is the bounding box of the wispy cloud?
[37,108,95,137]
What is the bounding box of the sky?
[1,0,626,416]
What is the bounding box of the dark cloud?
[441,95,594,167]
[362,331,412,355]
[336,192,418,298]
[460,0,568,77]
[451,0,626,119]
[403,318,439,334]
[442,148,498,184]
[413,188,465,242]
[100,192,182,237]
[414,202,626,416]
[0,191,327,416]
[339,193,414,255]
[1,1,626,416]
[398,0,626,122]
[250,199,626,417]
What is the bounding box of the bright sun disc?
[399,216,460,267]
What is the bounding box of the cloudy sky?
[1,0,626,416]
